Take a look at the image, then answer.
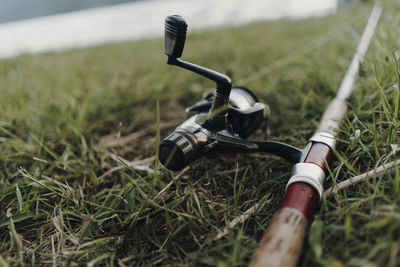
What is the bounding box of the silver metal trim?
[309,131,336,149]
[229,89,253,110]
[286,163,325,200]
[229,87,260,110]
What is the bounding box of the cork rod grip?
[249,207,309,267]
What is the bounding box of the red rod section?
[280,182,318,222]
[303,142,332,171]
[280,142,332,221]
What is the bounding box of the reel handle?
[163,14,231,128]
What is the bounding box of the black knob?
[164,15,187,59]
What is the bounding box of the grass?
[0,0,400,266]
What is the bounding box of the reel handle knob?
[164,15,188,59]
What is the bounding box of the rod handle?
[249,207,309,267]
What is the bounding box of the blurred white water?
[0,0,337,58]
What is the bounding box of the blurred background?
[0,0,136,23]
[0,0,338,58]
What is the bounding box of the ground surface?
[0,1,400,266]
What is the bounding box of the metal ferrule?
[286,163,326,200]
[308,131,336,149]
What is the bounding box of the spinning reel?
[159,15,302,171]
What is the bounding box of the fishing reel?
[159,15,302,171]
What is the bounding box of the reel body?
[159,87,268,171]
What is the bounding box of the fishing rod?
[158,3,381,265]
[249,3,382,267]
